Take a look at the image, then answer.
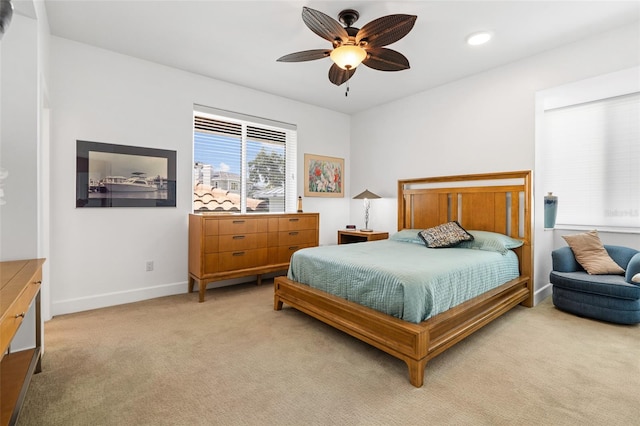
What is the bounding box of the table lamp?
[353,189,381,232]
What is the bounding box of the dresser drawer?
[278,216,317,231]
[219,218,267,235]
[219,233,268,251]
[277,229,317,246]
[218,248,268,272]
[204,219,218,236]
[269,243,315,265]
[203,253,219,275]
[1,278,40,355]
[204,236,219,253]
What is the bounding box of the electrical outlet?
[146,261,154,272]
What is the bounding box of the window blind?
[541,92,640,229]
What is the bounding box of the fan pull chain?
[345,80,350,97]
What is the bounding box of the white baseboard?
[50,276,267,317]
[51,281,188,316]
[534,283,553,305]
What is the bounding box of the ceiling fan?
[0,0,13,40]
[277,7,417,87]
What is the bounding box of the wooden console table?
[1,258,45,426]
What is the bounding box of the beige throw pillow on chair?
[562,230,625,275]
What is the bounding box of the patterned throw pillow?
[418,221,474,248]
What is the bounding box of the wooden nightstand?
[338,229,389,244]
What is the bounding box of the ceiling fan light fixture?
[466,31,492,46]
[279,7,417,86]
[330,45,367,70]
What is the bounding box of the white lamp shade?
[330,45,367,70]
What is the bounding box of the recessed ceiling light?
[466,31,492,46]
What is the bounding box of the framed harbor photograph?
[76,140,177,207]
[304,153,344,197]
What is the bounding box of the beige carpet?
[18,281,640,425]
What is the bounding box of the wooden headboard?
[398,170,533,305]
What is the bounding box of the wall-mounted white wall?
[49,37,350,316]
[1,4,51,351]
[1,14,38,261]
[350,22,640,303]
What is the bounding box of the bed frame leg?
[274,296,283,311]
[274,279,284,310]
[406,358,427,388]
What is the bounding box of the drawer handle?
[15,312,25,318]
[232,220,245,224]
[232,251,245,256]
[289,218,299,222]
[289,231,299,236]
[289,246,299,251]
[34,280,42,285]
[232,235,245,240]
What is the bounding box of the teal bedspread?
[287,240,520,324]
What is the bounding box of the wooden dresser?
[1,258,45,426]
[189,213,319,302]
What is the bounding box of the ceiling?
[40,1,640,115]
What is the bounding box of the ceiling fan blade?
[277,49,331,62]
[356,14,417,48]
[328,63,356,86]
[362,48,410,71]
[302,6,349,44]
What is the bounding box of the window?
[540,85,639,230]
[193,106,297,213]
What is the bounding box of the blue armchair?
[550,245,640,324]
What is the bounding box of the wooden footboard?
[274,275,429,387]
[274,274,530,387]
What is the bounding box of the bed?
[274,171,533,387]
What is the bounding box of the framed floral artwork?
[304,154,344,197]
